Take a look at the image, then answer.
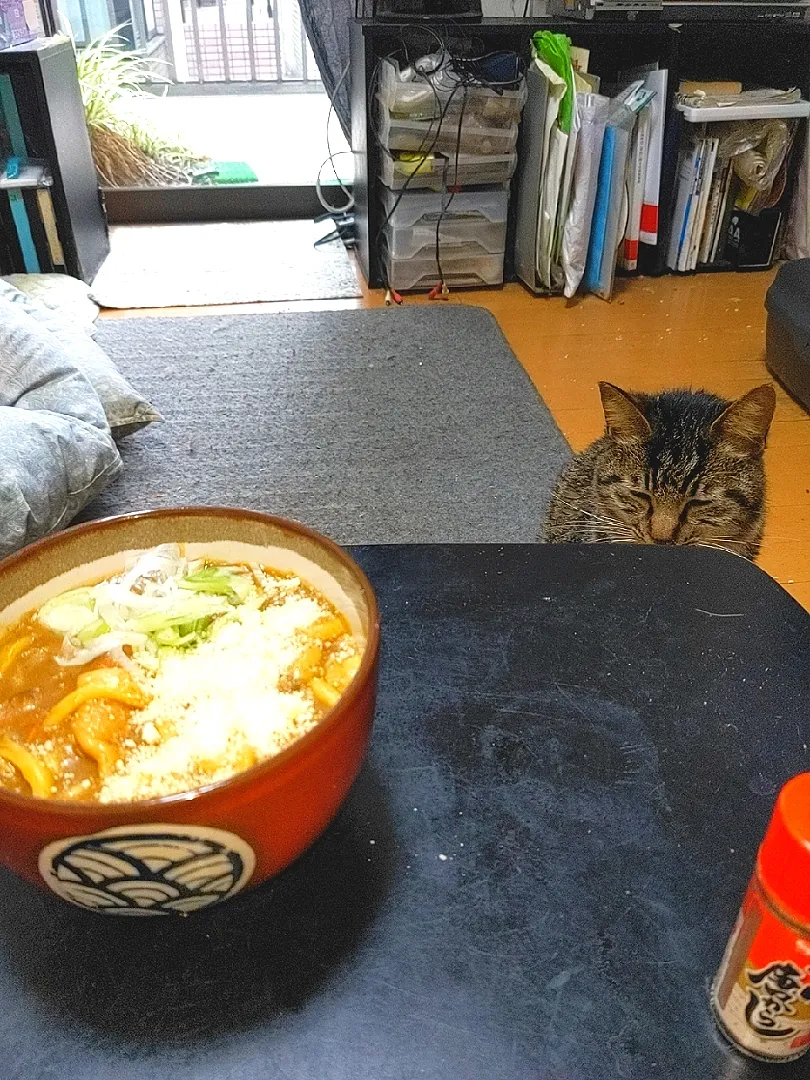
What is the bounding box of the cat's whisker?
[582,525,637,537]
[552,500,630,530]
[701,536,750,547]
[700,537,757,554]
[551,511,639,540]
[690,541,750,562]
[589,530,640,542]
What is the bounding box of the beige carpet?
[90,220,361,309]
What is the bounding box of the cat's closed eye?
[614,489,650,512]
[680,499,714,524]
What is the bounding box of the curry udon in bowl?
[0,508,379,915]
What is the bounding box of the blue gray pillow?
[0,281,161,437]
[0,300,122,558]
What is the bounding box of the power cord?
[430,85,468,300]
[316,60,354,216]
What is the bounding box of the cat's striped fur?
[545,383,776,560]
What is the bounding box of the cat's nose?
[649,509,679,543]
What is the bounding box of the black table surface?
[1,544,809,1079]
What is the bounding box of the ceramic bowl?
[0,507,379,915]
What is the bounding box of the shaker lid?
[757,772,810,928]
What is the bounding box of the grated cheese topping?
[99,591,330,803]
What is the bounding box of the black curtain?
[298,0,353,142]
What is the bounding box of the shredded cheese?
[99,591,330,803]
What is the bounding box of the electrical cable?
[316,60,354,215]
[374,28,523,302]
[431,85,468,298]
[374,60,462,300]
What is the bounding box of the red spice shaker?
[712,772,810,1062]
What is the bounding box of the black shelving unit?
[0,37,109,283]
[351,15,810,289]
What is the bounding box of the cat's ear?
[711,384,776,455]
[599,382,651,446]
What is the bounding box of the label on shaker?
[712,877,810,1062]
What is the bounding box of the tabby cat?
[545,382,776,560]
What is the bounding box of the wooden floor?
[101,263,810,611]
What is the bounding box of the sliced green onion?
[179,565,253,603]
[38,589,98,636]
[76,618,110,645]
[129,595,227,634]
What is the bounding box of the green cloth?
[193,161,259,185]
[532,31,575,134]
[210,161,258,185]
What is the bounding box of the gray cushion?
[0,282,161,437]
[0,300,122,558]
[2,273,99,334]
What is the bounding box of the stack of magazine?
[667,136,728,271]
[666,86,807,272]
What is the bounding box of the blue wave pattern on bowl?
[38,824,256,915]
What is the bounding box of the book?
[699,160,728,265]
[514,61,550,293]
[6,188,38,272]
[640,68,668,247]
[599,117,633,296]
[0,184,20,272]
[0,73,26,158]
[711,168,737,264]
[726,207,782,268]
[677,139,704,271]
[688,136,718,270]
[584,124,616,292]
[667,139,701,271]
[621,104,651,271]
[36,187,65,269]
[561,91,609,298]
[22,186,52,273]
[0,72,41,272]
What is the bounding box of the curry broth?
[0,615,100,798]
[0,557,363,803]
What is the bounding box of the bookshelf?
[0,37,109,283]
[351,16,810,290]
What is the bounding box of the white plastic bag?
[561,93,609,298]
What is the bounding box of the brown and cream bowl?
[0,507,379,914]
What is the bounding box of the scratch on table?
[544,966,584,1036]
[554,682,596,722]
[695,608,745,618]
[392,764,441,776]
